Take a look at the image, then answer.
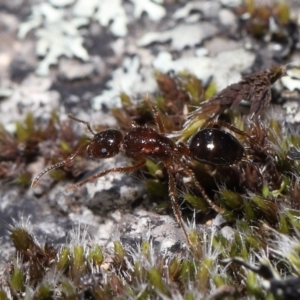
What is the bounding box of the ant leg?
[67,160,146,190]
[144,96,165,135]
[214,120,249,137]
[216,120,266,153]
[31,142,90,188]
[165,161,192,246]
[180,161,224,214]
[68,114,96,135]
[209,120,255,142]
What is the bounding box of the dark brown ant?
[31,101,249,245]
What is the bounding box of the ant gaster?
[189,128,244,165]
[31,101,245,245]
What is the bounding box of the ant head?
[87,129,123,159]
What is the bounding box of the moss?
[2,56,300,300]
[238,0,293,39]
[0,110,91,188]
[4,218,300,299]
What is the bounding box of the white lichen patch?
[120,185,144,203]
[19,0,166,76]
[58,58,97,80]
[85,171,124,200]
[68,207,102,226]
[0,74,60,127]
[137,22,218,51]
[153,48,256,91]
[219,0,242,7]
[92,56,157,109]
[281,61,300,91]
[173,1,221,20]
[18,2,89,76]
[49,0,76,7]
[75,0,128,37]
[130,0,166,21]
[92,46,254,110]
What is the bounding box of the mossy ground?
[1,0,300,299]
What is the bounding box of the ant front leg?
[68,160,146,190]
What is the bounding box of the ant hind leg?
[180,162,224,214]
[165,161,192,246]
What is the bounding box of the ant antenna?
[68,114,96,135]
[31,114,95,188]
[144,95,165,134]
[31,142,89,188]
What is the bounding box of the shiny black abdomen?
[189,128,244,165]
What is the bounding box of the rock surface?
[0,0,300,282]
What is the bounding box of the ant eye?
[189,128,244,165]
[87,129,123,158]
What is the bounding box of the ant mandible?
[31,100,245,246]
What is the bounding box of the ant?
[31,100,246,246]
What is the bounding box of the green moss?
[145,179,168,198]
[16,171,32,186]
[0,290,8,300]
[9,266,25,292]
[88,244,103,267]
[148,267,171,297]
[10,227,37,252]
[2,49,300,299]
[246,271,265,299]
[114,241,126,260]
[4,220,300,299]
[32,284,54,300]
[57,247,70,272]
[219,189,244,210]
[184,193,210,212]
[276,0,290,25]
[0,110,92,187]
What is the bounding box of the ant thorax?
[122,127,176,159]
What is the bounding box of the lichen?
[18,0,166,76]
[2,0,300,299]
